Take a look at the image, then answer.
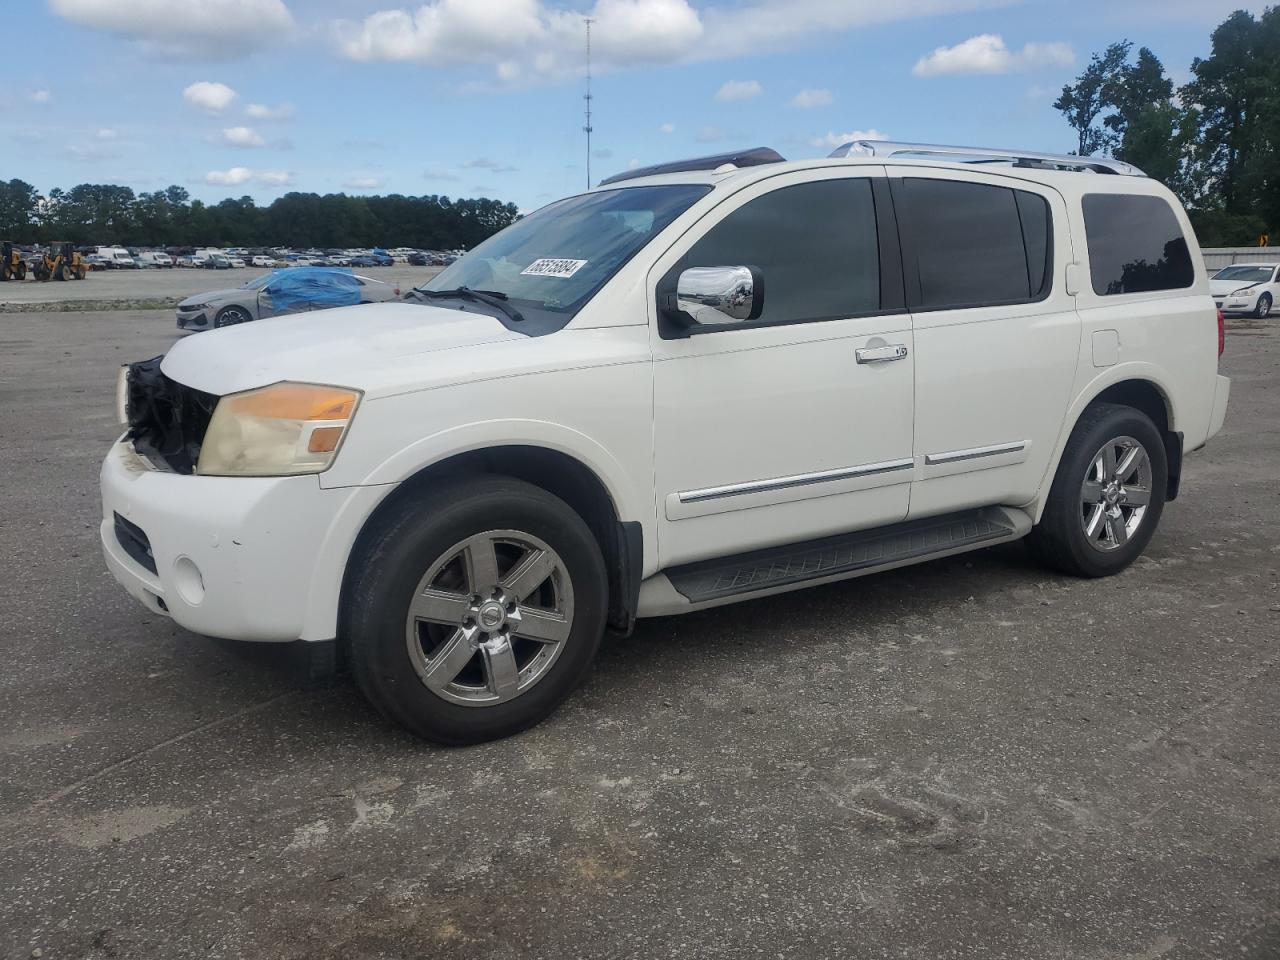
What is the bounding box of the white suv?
[102,141,1231,744]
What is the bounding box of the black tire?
[0,264,9,281]
[1254,293,1272,319]
[54,264,68,281]
[345,475,608,745]
[1028,402,1168,578]
[213,305,252,328]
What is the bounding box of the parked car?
[407,251,431,266]
[204,254,232,270]
[347,254,377,267]
[85,254,111,271]
[229,257,246,269]
[1209,262,1279,318]
[96,246,137,269]
[135,252,174,269]
[173,267,399,331]
[369,248,394,266]
[104,141,1230,745]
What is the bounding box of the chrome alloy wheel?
[1080,436,1153,552]
[405,530,574,707]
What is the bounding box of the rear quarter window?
[1082,194,1194,296]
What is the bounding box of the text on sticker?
[521,258,587,279]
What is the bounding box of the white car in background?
[251,255,276,268]
[1209,262,1279,318]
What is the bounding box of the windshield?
[1213,266,1272,283]
[244,272,276,289]
[417,184,711,334]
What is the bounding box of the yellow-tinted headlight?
[196,382,361,477]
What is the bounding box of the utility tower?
[583,18,594,189]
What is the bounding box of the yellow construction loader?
[1,241,27,281]
[31,242,88,281]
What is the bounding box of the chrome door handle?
[855,344,909,364]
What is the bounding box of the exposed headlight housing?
[196,382,361,476]
[1230,288,1255,297]
[182,302,211,311]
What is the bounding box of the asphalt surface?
[0,266,443,308]
[0,309,1277,959]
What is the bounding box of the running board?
[653,507,1029,610]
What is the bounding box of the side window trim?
[889,174,1055,313]
[657,173,906,339]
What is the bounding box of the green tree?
[1055,41,1132,155]
[0,179,39,237]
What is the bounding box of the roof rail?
[598,147,786,186]
[827,140,1146,177]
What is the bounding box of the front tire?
[1254,293,1272,319]
[345,476,608,745]
[213,305,252,328]
[1028,402,1167,578]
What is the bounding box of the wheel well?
[342,446,639,636]
[1086,379,1181,499]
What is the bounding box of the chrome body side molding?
[678,458,915,504]
[925,441,1028,466]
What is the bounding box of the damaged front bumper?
[99,438,357,642]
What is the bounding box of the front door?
[648,168,916,568]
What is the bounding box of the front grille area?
[114,512,157,575]
[124,356,218,474]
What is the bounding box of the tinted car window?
[678,178,880,325]
[901,178,1050,310]
[1082,194,1194,296]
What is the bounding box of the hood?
[180,287,251,307]
[1209,278,1261,296]
[161,300,522,396]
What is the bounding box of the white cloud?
[49,0,293,59]
[184,80,237,113]
[913,34,1074,77]
[659,122,675,134]
[256,170,294,186]
[205,166,253,185]
[463,156,517,173]
[343,176,384,190]
[30,89,53,103]
[334,0,1004,85]
[809,128,890,150]
[66,143,118,162]
[220,125,266,147]
[245,102,294,120]
[715,79,762,102]
[791,88,833,109]
[96,127,119,140]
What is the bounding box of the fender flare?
[1025,363,1177,524]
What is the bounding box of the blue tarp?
[267,267,362,312]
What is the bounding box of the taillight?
[394,287,401,297]
[1217,309,1225,356]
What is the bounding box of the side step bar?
[642,507,1031,615]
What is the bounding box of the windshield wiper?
[410,286,524,323]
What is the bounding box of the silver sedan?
[175,269,399,332]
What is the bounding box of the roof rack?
[827,140,1146,177]
[598,147,786,186]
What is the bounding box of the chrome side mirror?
[672,265,764,326]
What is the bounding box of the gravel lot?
[0,266,443,308]
[0,309,1276,959]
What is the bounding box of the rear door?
[887,167,1080,519]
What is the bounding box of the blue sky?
[2,0,1262,212]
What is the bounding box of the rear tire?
[1028,402,1167,578]
[345,475,608,745]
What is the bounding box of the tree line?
[1056,8,1280,246]
[0,181,520,251]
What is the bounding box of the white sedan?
[1209,262,1280,318]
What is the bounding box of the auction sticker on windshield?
[521,258,587,279]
